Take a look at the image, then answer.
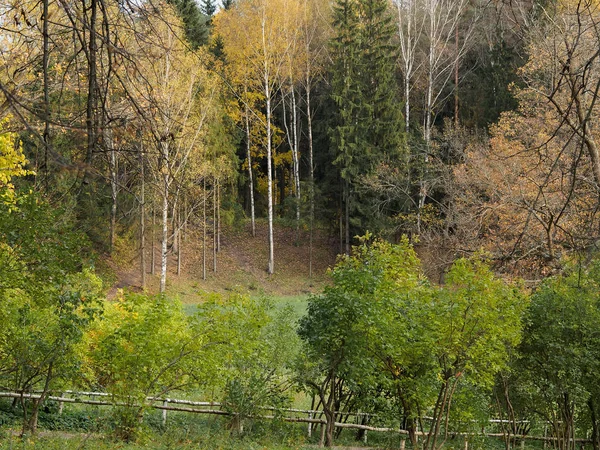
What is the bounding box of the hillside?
[108,220,338,302]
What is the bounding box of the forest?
[2,0,600,448]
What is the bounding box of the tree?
[0,182,103,435]
[299,237,526,448]
[298,236,429,446]
[329,0,405,252]
[118,3,222,292]
[168,0,210,48]
[214,0,291,274]
[81,292,202,441]
[504,259,600,450]
[422,257,525,450]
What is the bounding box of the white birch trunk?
[292,85,301,244]
[108,128,117,253]
[177,206,181,276]
[213,176,217,273]
[245,93,256,237]
[151,204,156,276]
[203,177,207,281]
[160,141,169,293]
[306,75,315,278]
[263,18,275,275]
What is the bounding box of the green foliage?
[195,294,300,433]
[501,258,600,448]
[329,0,406,235]
[81,292,200,440]
[0,190,102,434]
[298,237,526,447]
[168,0,210,48]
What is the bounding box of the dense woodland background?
[3,0,600,448]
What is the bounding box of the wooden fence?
[0,391,592,448]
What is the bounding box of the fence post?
[464,436,468,450]
[58,393,65,415]
[520,439,525,450]
[162,400,168,427]
[400,439,406,450]
[308,412,312,438]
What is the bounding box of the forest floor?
[106,219,339,303]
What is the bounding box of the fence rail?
[0,391,592,447]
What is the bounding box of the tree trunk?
[203,177,207,280]
[151,204,156,276]
[265,73,275,275]
[454,24,459,126]
[84,0,97,184]
[23,364,53,436]
[344,179,350,255]
[140,146,146,290]
[213,176,217,273]
[217,181,221,253]
[589,398,599,450]
[42,0,51,185]
[306,76,315,278]
[176,204,181,276]
[290,85,301,244]
[160,141,169,294]
[245,100,256,237]
[108,127,117,253]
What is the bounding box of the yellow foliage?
[0,118,33,205]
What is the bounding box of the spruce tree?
[168,0,209,48]
[329,0,404,250]
[202,0,217,17]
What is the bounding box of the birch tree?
[395,0,426,132]
[215,0,290,274]
[120,4,218,292]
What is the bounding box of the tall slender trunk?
[42,0,50,186]
[177,206,182,275]
[404,69,411,132]
[306,76,315,277]
[262,18,275,275]
[290,85,301,244]
[454,25,459,126]
[160,141,169,294]
[217,181,221,252]
[108,128,117,252]
[245,100,256,237]
[171,195,179,276]
[84,0,97,182]
[203,177,207,280]
[140,146,146,289]
[151,204,156,275]
[265,73,275,274]
[418,8,436,234]
[344,179,350,255]
[589,398,599,450]
[213,176,217,273]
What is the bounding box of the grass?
[181,293,311,319]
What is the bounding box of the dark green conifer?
[329,0,405,249]
[168,0,209,48]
